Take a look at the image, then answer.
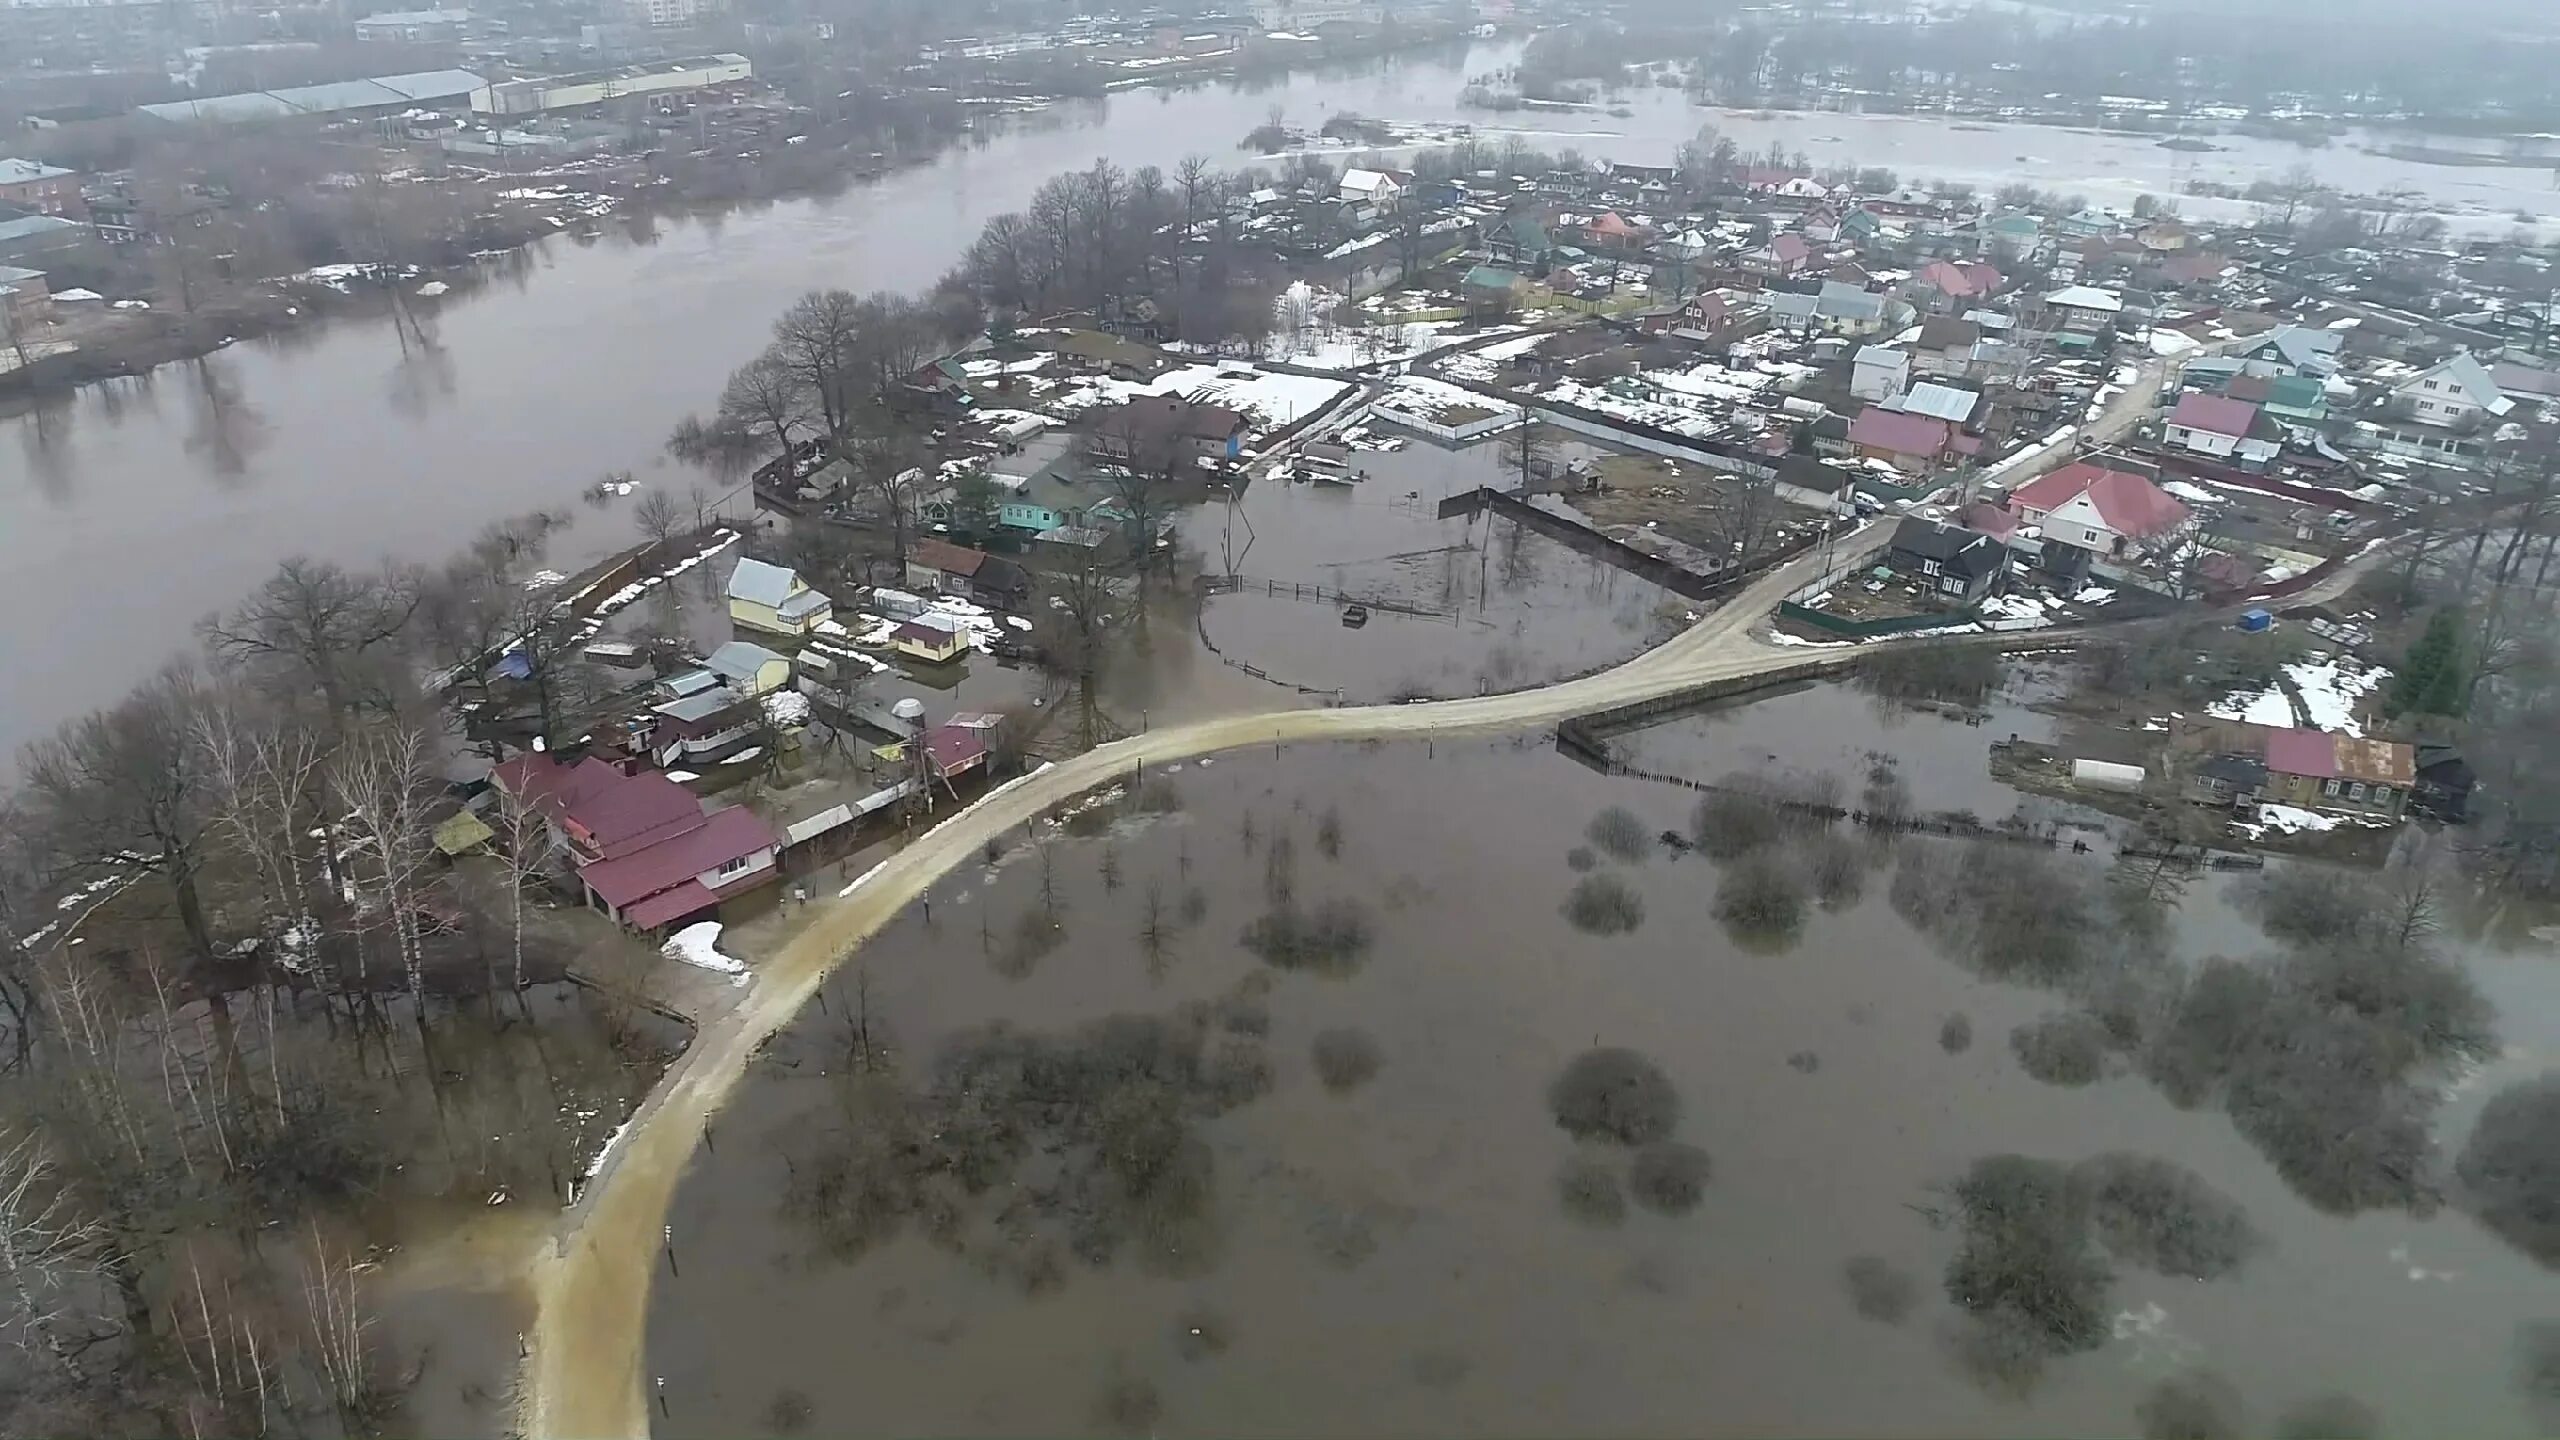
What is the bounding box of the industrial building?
[468,54,751,117]
[352,7,474,42]
[137,69,488,125]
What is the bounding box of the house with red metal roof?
[1847,406,1980,471]
[493,752,782,930]
[2258,727,2412,821]
[2164,392,2280,468]
[2005,461,2189,558]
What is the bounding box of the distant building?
[0,160,82,219]
[470,54,751,117]
[353,7,472,42]
[139,69,487,125]
[1251,0,1384,28]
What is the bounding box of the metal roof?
[139,69,484,124]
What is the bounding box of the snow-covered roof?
[2044,284,2123,313]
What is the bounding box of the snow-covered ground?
[2207,653,2389,735]
[662,922,750,984]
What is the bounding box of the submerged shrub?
[1239,898,1375,975]
[1557,1154,1628,1226]
[2458,1072,2560,1267]
[1566,845,1598,872]
[1562,872,1647,936]
[1939,1013,1974,1054]
[1693,787,1784,860]
[1586,805,1651,863]
[1842,1255,1918,1324]
[2074,1152,2259,1280]
[2273,1394,2377,1440]
[1629,1142,1711,1215]
[1548,1047,1680,1146]
[2009,1012,2110,1087]
[1714,853,1807,941]
[1943,1155,2111,1360]
[2136,1370,2245,1440]
[1310,1027,1383,1093]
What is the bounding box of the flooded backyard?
[637,677,2560,1438]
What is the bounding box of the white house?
[2394,353,2512,430]
[1850,345,1910,403]
[1337,168,1402,209]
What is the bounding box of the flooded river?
[6,37,2556,755]
[637,683,2560,1439]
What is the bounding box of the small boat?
[1341,604,1370,628]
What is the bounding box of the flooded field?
[640,678,2560,1438]
[1194,436,1688,702]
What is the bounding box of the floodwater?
[5,34,2552,754]
[1193,435,1691,701]
[641,682,2560,1439]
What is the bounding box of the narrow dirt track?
[514,523,1904,1438]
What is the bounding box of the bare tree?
[633,489,687,559]
[1709,472,1786,570]
[770,289,864,444]
[200,557,421,723]
[21,668,220,960]
[326,720,438,1011]
[0,1132,115,1384]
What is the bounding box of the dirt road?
[514,522,1902,1438]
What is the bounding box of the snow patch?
[662,921,750,984]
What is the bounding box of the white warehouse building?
[470,54,751,117]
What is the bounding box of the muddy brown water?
[635,685,2560,1439]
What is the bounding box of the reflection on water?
[641,687,2560,1438]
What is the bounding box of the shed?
[2237,608,2273,633]
[2072,759,2146,793]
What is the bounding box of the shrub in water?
[1548,1047,1680,1146]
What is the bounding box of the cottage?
[705,640,792,697]
[726,557,833,638]
[1486,213,1553,270]
[1743,232,1812,279]
[1910,259,2002,313]
[1813,279,1890,337]
[906,536,1030,606]
[1887,518,2009,601]
[575,805,781,932]
[2004,461,2188,558]
[1847,407,1959,470]
[2393,353,2512,431]
[1850,345,1910,403]
[1888,382,1979,425]
[1336,167,1403,210]
[1582,210,1644,251]
[649,685,760,767]
[2261,728,2412,819]
[890,617,971,665]
[2183,753,2267,807]
[2232,325,2342,378]
[2164,392,2275,465]
[1461,263,1520,319]
[1911,316,1982,378]
[1085,393,1247,469]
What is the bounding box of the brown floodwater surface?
[640,689,2560,1438]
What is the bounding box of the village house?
[2163,392,2281,468]
[2003,460,2189,558]
[704,639,792,697]
[906,536,1031,607]
[2035,285,2123,350]
[1461,263,1520,320]
[1742,232,1813,280]
[2261,727,2413,820]
[1910,316,1982,379]
[648,685,761,768]
[2233,325,2344,378]
[1084,393,1249,468]
[2392,353,2511,431]
[1847,406,1972,471]
[726,557,833,638]
[890,616,972,665]
[1336,167,1404,211]
[1486,213,1554,271]
[1886,517,2010,601]
[492,753,784,931]
[1850,345,1910,403]
[1907,259,2002,314]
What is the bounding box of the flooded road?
[640,698,2560,1437]
[5,33,2550,754]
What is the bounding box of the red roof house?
[2165,392,2263,460]
[493,752,782,930]
[1847,407,1954,467]
[2006,461,2189,557]
[577,805,781,931]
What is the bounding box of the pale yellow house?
[705,640,793,697]
[727,557,832,637]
